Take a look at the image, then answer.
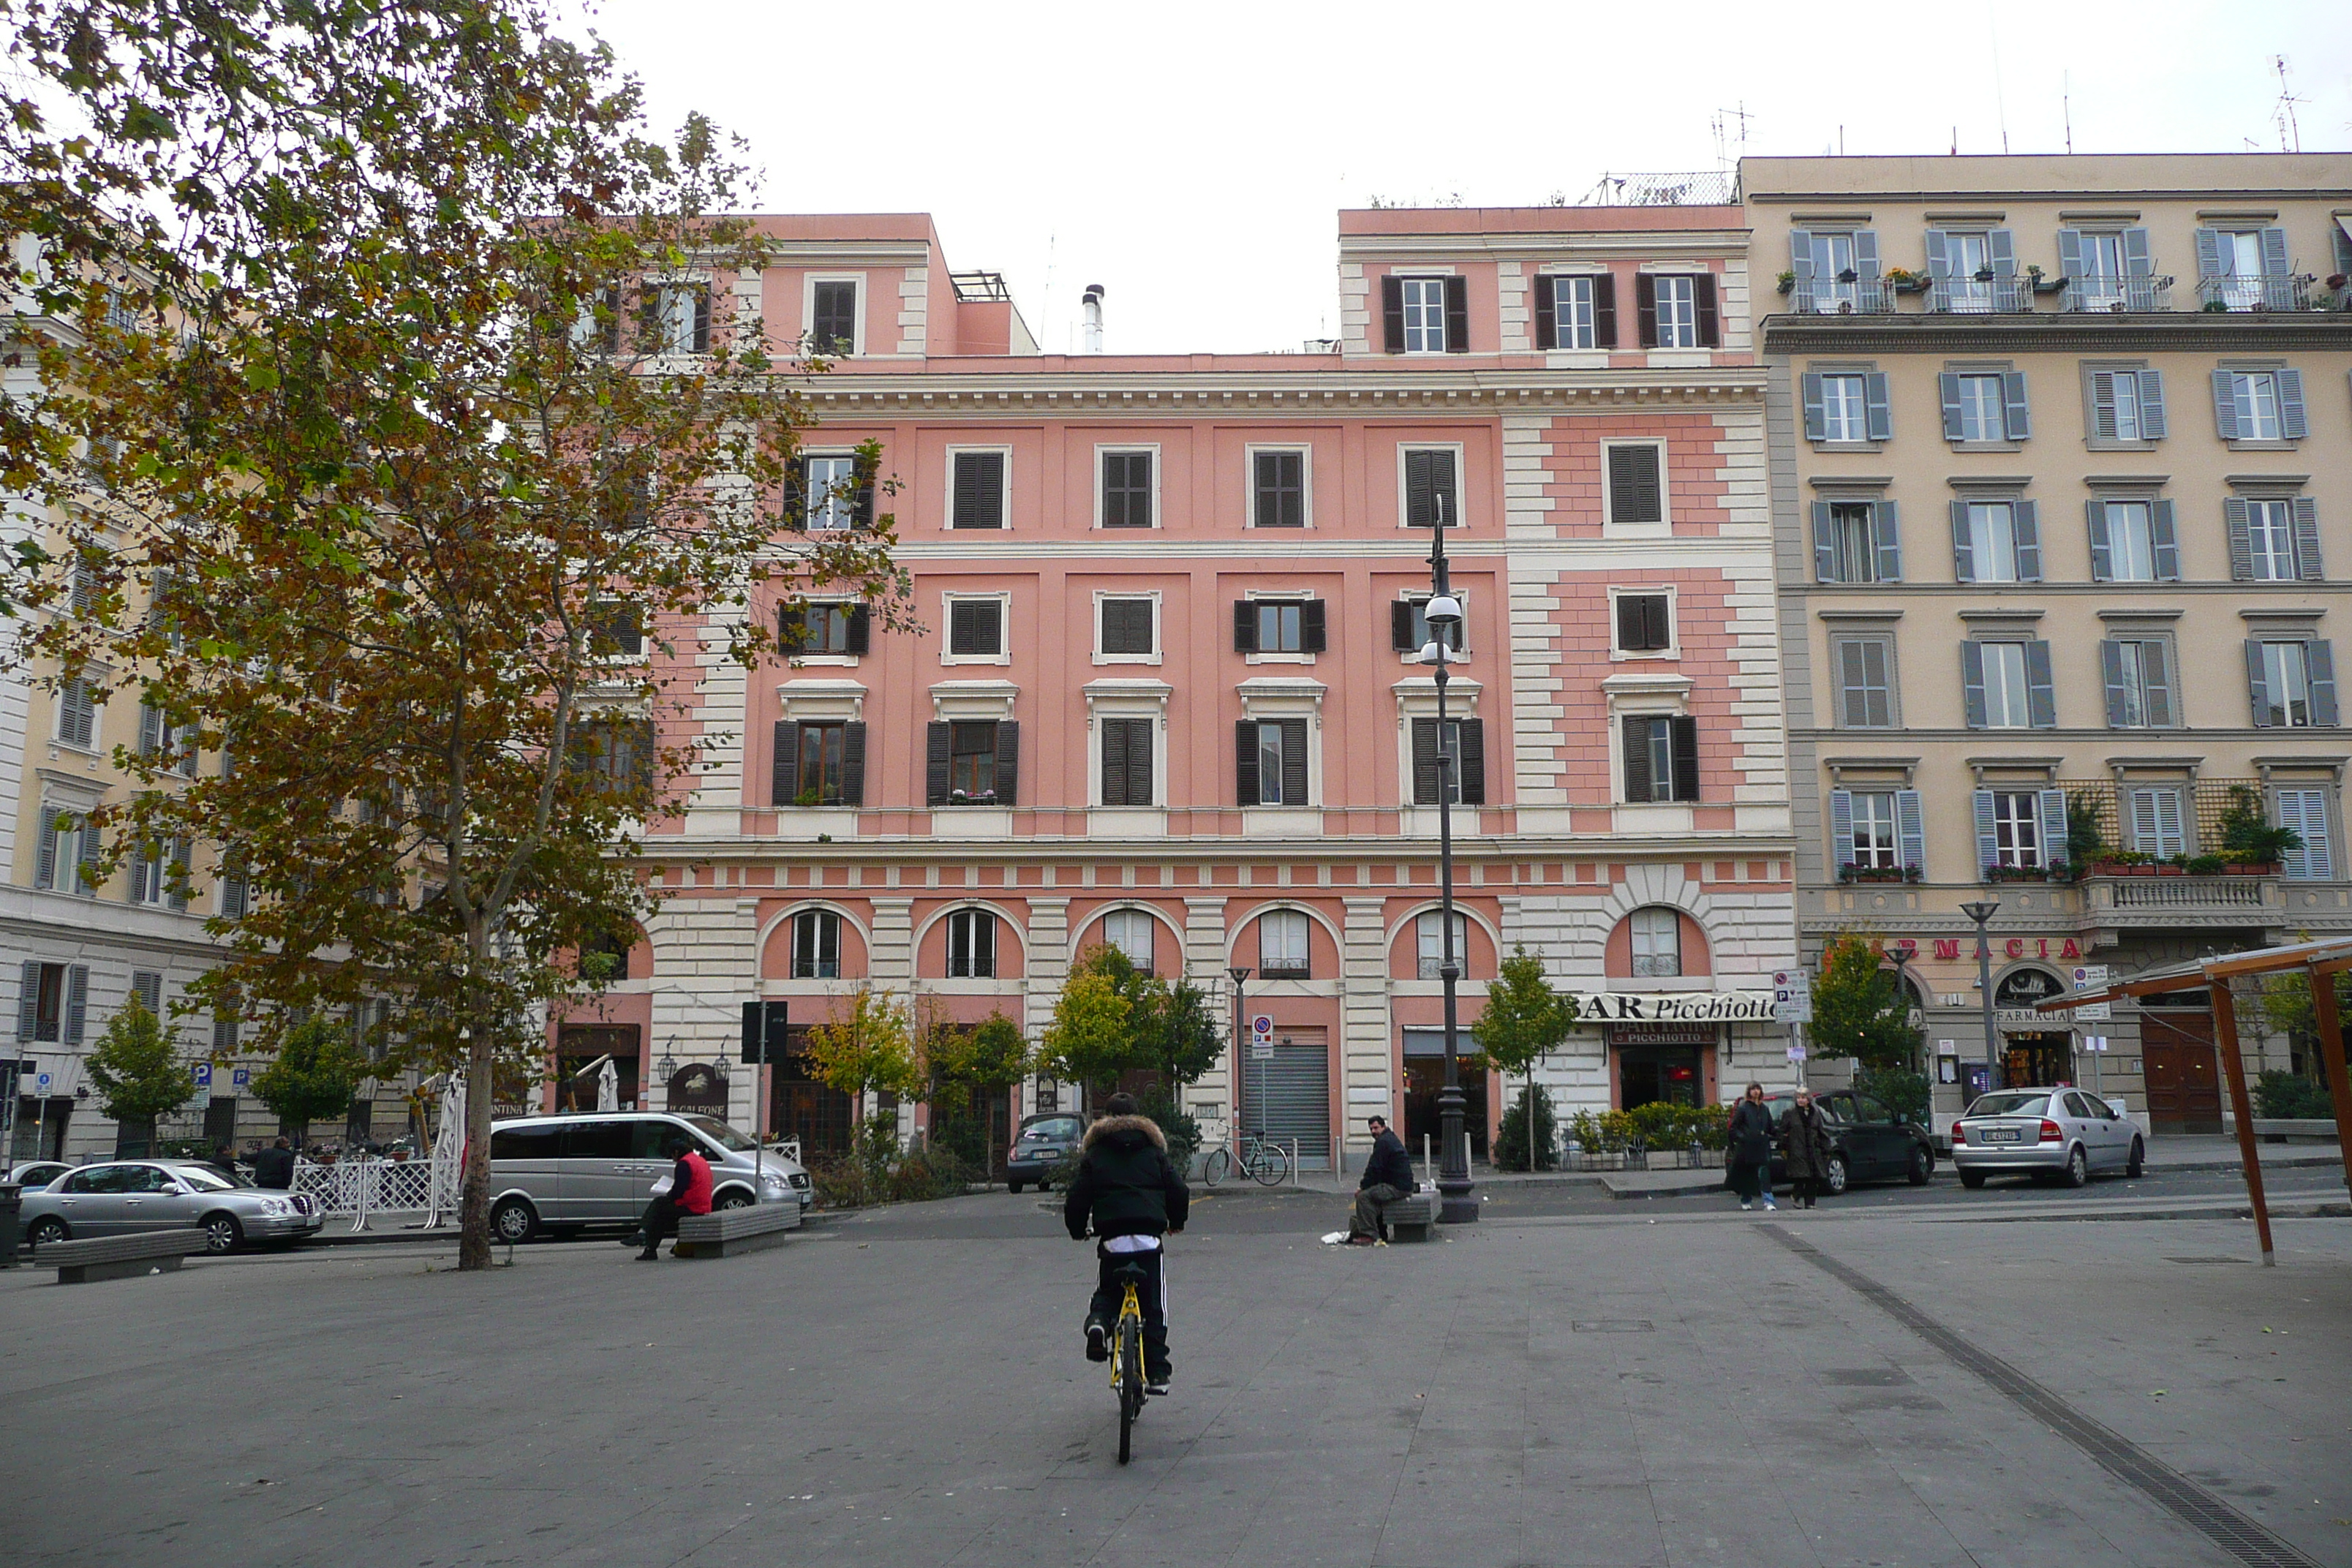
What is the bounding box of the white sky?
[565,0,2351,355]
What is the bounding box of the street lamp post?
[1226,966,1253,1139]
[1959,900,2000,1091]
[1420,508,1477,1224]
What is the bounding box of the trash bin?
[0,1182,20,1268]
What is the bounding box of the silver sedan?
[1951,1088,2146,1190]
[18,1159,324,1254]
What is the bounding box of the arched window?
[1416,910,1469,979]
[1259,910,1311,979]
[1629,908,1682,977]
[1102,908,1155,974]
[792,910,841,979]
[947,909,997,978]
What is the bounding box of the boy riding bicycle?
[1063,1092,1188,1395]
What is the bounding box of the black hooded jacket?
[1063,1115,1189,1242]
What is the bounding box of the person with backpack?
[1063,1093,1188,1397]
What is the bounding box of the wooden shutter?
[76,815,98,894]
[2278,369,2308,439]
[17,960,39,1041]
[840,723,867,806]
[952,451,1003,529]
[1532,275,1556,350]
[2151,499,2179,580]
[2087,499,2114,579]
[2035,789,2069,869]
[1938,373,1965,440]
[1874,500,1903,584]
[845,605,870,655]
[63,965,88,1044]
[925,721,952,805]
[1411,717,1442,805]
[1442,276,1469,353]
[777,603,807,654]
[1391,600,1417,651]
[2280,789,2335,880]
[691,287,709,353]
[770,721,799,805]
[1667,715,1698,802]
[34,811,56,890]
[2210,369,2239,440]
[137,701,162,759]
[1607,445,1660,525]
[2122,227,2152,277]
[1235,720,1259,805]
[1635,274,1658,347]
[1863,372,1892,441]
[2293,497,2323,581]
[2246,640,2273,726]
[1300,599,1327,654]
[852,459,875,527]
[1973,791,2000,872]
[2137,369,2167,438]
[1456,718,1485,804]
[2057,229,2084,282]
[1961,642,1989,728]
[167,839,189,911]
[1232,600,1257,653]
[1828,789,1856,868]
[2100,640,2129,725]
[1801,372,1827,441]
[1280,718,1310,806]
[1987,228,2016,279]
[2259,226,2290,276]
[1811,500,1837,583]
[2011,500,2040,581]
[1896,789,1926,875]
[1101,718,1129,806]
[2142,642,2174,728]
[1616,594,1644,651]
[1126,719,1154,804]
[1590,274,1616,346]
[2001,372,2031,440]
[1620,716,1651,802]
[1788,229,1815,301]
[1692,274,1719,347]
[1923,230,1951,290]
[2224,497,2254,579]
[1851,229,1880,281]
[1381,276,1406,353]
[1948,500,1976,582]
[2310,641,2338,726]
[2089,371,2119,439]
[977,720,1011,806]
[1403,449,1437,527]
[2024,641,2056,728]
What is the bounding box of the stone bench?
[1382,1194,1438,1243]
[2253,1118,2340,1144]
[39,1229,207,1284]
[673,1202,800,1259]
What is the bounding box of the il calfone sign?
[1572,991,1778,1024]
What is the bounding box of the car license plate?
[1978,1127,2021,1144]
[1036,1150,1059,1160]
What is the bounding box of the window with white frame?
[1977,641,2033,728]
[946,596,1006,660]
[2257,641,2314,728]
[2275,788,2335,881]
[1961,500,2026,582]
[791,909,842,979]
[810,279,858,355]
[1942,232,1994,312]
[2246,499,2296,581]
[1399,277,1449,353]
[2126,787,2187,858]
[1819,500,1888,584]
[1955,373,2008,441]
[1097,596,1157,658]
[54,677,97,750]
[1099,717,1155,806]
[1416,910,1469,980]
[2229,371,2283,440]
[2103,638,2174,728]
[1100,450,1154,529]
[652,282,706,354]
[1629,907,1682,976]
[1832,636,1895,728]
[799,454,865,531]
[1820,374,1869,442]
[1396,593,1467,655]
[949,451,1008,530]
[1259,910,1311,979]
[1102,908,1155,974]
[1252,450,1306,528]
[1550,274,1597,347]
[129,840,167,906]
[1847,791,1899,868]
[1650,275,1698,348]
[2100,501,2157,581]
[946,908,996,979]
[1989,792,2044,868]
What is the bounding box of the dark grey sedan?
[18,1159,323,1254]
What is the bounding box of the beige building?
[1746,153,2352,1135]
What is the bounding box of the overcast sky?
[565,0,2351,355]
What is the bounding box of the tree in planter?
[1809,932,1922,1071]
[2217,787,2300,868]
[249,1015,372,1146]
[85,997,192,1157]
[1039,944,1222,1167]
[923,1008,1031,1170]
[1471,946,1579,1171]
[1,1,908,1269]
[802,987,927,1206]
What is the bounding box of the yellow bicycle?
[1107,1260,1148,1464]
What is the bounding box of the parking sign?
[192,1061,213,1089]
[2070,965,2111,1022]
[1771,969,1812,1025]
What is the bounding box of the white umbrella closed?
[596,1058,619,1112]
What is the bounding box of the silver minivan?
[486,1111,811,1243]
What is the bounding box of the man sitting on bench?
[1348,1114,1415,1245]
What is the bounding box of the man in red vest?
[634,1134,712,1260]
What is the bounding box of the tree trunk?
[459,995,497,1271]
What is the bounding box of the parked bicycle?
[1197,1129,1290,1188]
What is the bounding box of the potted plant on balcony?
[2216,787,2296,874]
[1885,266,1929,295]
[1984,862,2045,883]
[1839,862,1907,884]
[2025,263,2065,295]
[2086,849,2155,876]
[1776,270,1796,295]
[2187,854,2225,876]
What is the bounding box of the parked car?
[483,1111,810,1244]
[1952,1088,2144,1189]
[1759,1088,1935,1194]
[5,1160,72,1191]
[18,1159,324,1254]
[1006,1112,1085,1194]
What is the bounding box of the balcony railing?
[2062,274,2174,313]
[1929,276,2035,314]
[1793,278,1897,315]
[2094,874,2272,910]
[2196,274,2313,312]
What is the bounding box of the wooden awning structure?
[2039,937,2352,1265]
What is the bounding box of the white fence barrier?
[292,1156,459,1232]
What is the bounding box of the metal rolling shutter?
[1242,1028,1330,1169]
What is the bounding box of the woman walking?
[1779,1087,1835,1209]
[1727,1082,1778,1212]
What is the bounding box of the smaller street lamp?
[1958,900,2001,1090]
[1226,966,1253,1137]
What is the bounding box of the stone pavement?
[1,1190,2346,1568]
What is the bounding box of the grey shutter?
[1988,229,2016,277]
[64,965,88,1045]
[1619,716,1651,802]
[2278,369,2307,439]
[137,701,162,758]
[1667,715,1699,802]
[1924,230,1950,287]
[1801,372,1828,441]
[1099,719,1128,805]
[691,288,709,353]
[1852,230,1880,279]
[2025,641,2056,728]
[2225,497,2254,579]
[1863,372,1891,441]
[1281,718,1310,805]
[1301,599,1327,654]
[1403,449,1436,527]
[2057,229,2084,282]
[1232,600,1257,653]
[1634,274,1658,347]
[2195,227,2223,280]
[2293,497,2323,580]
[1455,718,1488,804]
[2259,227,2290,276]
[17,960,39,1041]
[1618,595,1644,651]
[1391,600,1417,651]
[1829,788,1856,868]
[2038,789,2070,868]
[2211,369,2239,440]
[925,721,951,805]
[1948,500,1976,582]
[1381,276,1405,352]
[1973,791,2000,873]
[1939,372,1964,440]
[770,720,799,804]
[1532,274,1556,350]
[2137,369,2166,438]
[1896,789,1926,875]
[1693,274,1719,346]
[2246,640,2273,726]
[2143,641,2174,727]
[994,721,1019,806]
[1811,500,1836,582]
[1788,229,1815,300]
[2087,499,2114,579]
[77,817,98,893]
[1235,720,1258,804]
[2100,639,2129,725]
[1590,274,1616,346]
[2002,371,2031,439]
[34,809,56,890]
[840,723,866,807]
[2123,227,2152,276]
[1874,500,1903,583]
[2012,500,2041,581]
[777,603,806,654]
[844,606,870,655]
[1442,276,1469,353]
[167,839,189,911]
[1961,641,1989,728]
[2310,641,2338,726]
[1411,718,1441,806]
[2089,372,2119,439]
[1127,720,1153,805]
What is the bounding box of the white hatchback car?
[1951,1088,2145,1189]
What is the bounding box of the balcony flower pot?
[1776,271,1796,295]
[2089,861,2154,877]
[2155,864,2187,876]
[2224,862,2282,876]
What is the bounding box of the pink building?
[554,206,1796,1172]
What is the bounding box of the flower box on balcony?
[1839,865,1910,884]
[2088,862,2155,877]
[2223,862,2282,877]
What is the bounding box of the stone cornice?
[791,367,1767,415]
[1762,309,2352,356]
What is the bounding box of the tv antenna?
[2272,56,2304,153]
[1710,102,1752,168]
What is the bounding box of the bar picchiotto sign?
[1570,992,1778,1022]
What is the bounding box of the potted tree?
[2216,787,2296,874]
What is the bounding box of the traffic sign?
[1251,1014,1273,1040]
[2070,966,2111,1022]
[192,1062,213,1089]
[1250,1041,1274,1059]
[232,1066,250,1087]
[1785,1044,1809,1062]
[1771,968,1812,1025]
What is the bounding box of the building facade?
[565,206,1797,1171]
[1746,154,2352,1134]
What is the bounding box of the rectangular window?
[1244,717,1310,807]
[1100,450,1153,529]
[1967,502,2019,582]
[1400,276,1449,352]
[1252,451,1305,528]
[946,909,995,979]
[2247,500,2296,581]
[1848,791,1899,869]
[2103,639,2174,728]
[55,678,96,750]
[2232,372,2283,440]
[653,283,706,355]
[800,454,863,531]
[1098,597,1156,657]
[588,600,644,657]
[1100,717,1154,807]
[1615,593,1670,654]
[1103,908,1155,973]
[1651,275,1697,347]
[1410,717,1485,806]
[783,602,859,656]
[794,722,848,805]
[1989,791,2044,869]
[2102,502,2157,581]
[37,810,95,896]
[1820,374,1868,442]
[1943,232,1993,312]
[2127,788,2187,859]
[946,599,1004,657]
[2276,788,2335,881]
[2261,641,2313,727]
[1396,595,1466,655]
[791,911,840,979]
[1259,910,1310,979]
[2108,372,2141,440]
[1256,601,1304,654]
[1416,911,1469,981]
[129,841,165,906]
[1620,714,1699,803]
[1402,448,1459,528]
[1979,642,2032,728]
[810,280,857,355]
[1550,274,1597,348]
[949,722,998,800]
[1833,637,1894,728]
[1819,501,1884,584]
[949,451,1007,530]
[2080,231,2127,294]
[1605,444,1663,527]
[1956,374,2007,441]
[1629,908,1682,976]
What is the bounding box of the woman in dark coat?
[1779,1087,1835,1208]
[1726,1082,1778,1212]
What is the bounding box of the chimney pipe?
[1081,283,1105,354]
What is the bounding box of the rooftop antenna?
[2062,72,2073,155]
[1709,102,1753,170]
[2272,56,2304,152]
[1987,2,2010,154]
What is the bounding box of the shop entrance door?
[1618,1046,1705,1109]
[1243,1028,1330,1170]
[2141,1001,2222,1134]
[1402,1030,1488,1164]
[2000,1033,2073,1090]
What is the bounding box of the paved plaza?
[2,1182,2347,1568]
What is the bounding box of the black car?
[1763,1088,1934,1194]
[1006,1112,1085,1194]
